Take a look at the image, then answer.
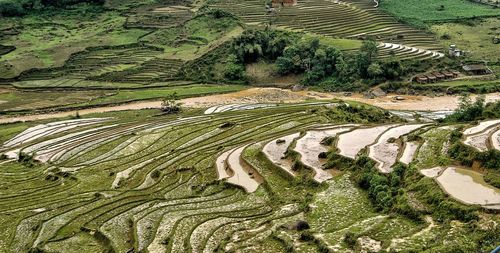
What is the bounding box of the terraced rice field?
[0,103,498,252]
[462,119,500,151]
[368,124,427,173]
[436,167,500,209]
[211,0,444,60]
[17,45,186,85]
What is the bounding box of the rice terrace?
[0,0,499,252]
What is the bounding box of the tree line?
[226,28,409,91]
[0,0,104,16]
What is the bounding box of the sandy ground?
[0,88,498,124]
[324,92,500,111]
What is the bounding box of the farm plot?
[211,0,444,59]
[436,167,500,209]
[204,102,334,114]
[399,141,420,165]
[492,129,500,151]
[462,119,500,151]
[18,45,163,81]
[368,124,426,173]
[336,124,397,159]
[294,126,355,182]
[0,9,149,79]
[262,133,301,176]
[0,103,336,252]
[1,104,499,252]
[380,0,500,25]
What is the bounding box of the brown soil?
[312,92,500,111]
[0,88,498,124]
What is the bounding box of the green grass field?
[0,7,149,78]
[0,84,245,113]
[431,18,500,62]
[381,0,500,26]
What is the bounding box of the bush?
[232,28,298,63]
[343,232,357,248]
[161,92,182,114]
[448,138,500,170]
[321,103,396,124]
[443,95,500,122]
[224,54,247,81]
[441,33,452,40]
[299,231,314,242]
[0,1,25,16]
[0,0,104,17]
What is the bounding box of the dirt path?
[312,91,500,111]
[0,88,498,124]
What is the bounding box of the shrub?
[151,170,161,179]
[443,94,500,122]
[299,231,314,242]
[0,1,25,16]
[0,0,104,17]
[343,232,357,248]
[161,92,181,114]
[441,33,452,40]
[223,54,247,81]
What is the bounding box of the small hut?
[462,64,491,75]
[448,45,465,58]
[425,74,437,83]
[432,72,445,80]
[415,76,428,84]
[441,71,455,79]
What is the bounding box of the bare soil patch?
[1,88,498,124]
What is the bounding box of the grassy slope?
[0,84,245,112]
[140,14,243,61]
[431,18,500,62]
[381,0,500,26]
[0,7,148,78]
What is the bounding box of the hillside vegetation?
[381,0,500,27]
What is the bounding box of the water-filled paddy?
[436,167,500,208]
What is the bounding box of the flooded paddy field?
[0,102,498,252]
[436,167,500,209]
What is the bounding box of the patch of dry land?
[1,88,499,124]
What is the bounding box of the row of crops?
[210,0,444,60]
[17,45,185,85]
[0,103,498,252]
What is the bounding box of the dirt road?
[0,88,498,124]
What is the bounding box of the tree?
[224,54,246,81]
[357,40,378,78]
[360,40,378,63]
[444,94,485,122]
[367,62,383,77]
[161,92,182,114]
[0,1,26,16]
[381,59,403,79]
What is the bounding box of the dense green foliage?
[0,0,104,16]
[320,102,397,123]
[275,37,343,84]
[274,37,407,88]
[207,28,413,90]
[443,95,500,122]
[326,153,480,223]
[232,28,298,63]
[447,129,500,170]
